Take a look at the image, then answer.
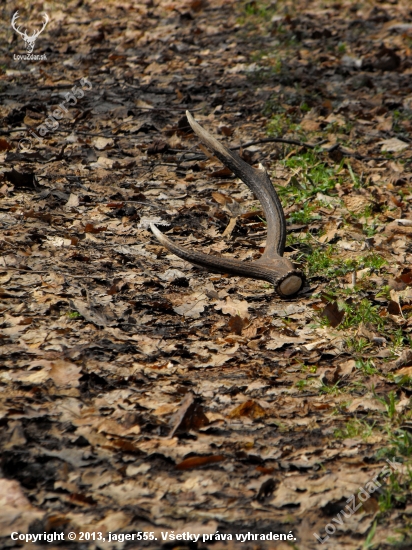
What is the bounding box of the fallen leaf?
[379,138,409,153]
[158,269,187,282]
[147,140,169,154]
[70,299,111,327]
[347,397,386,412]
[388,300,402,315]
[0,479,43,537]
[343,195,371,214]
[340,359,356,376]
[257,478,277,502]
[208,167,233,178]
[83,223,107,234]
[215,297,249,317]
[139,216,170,229]
[93,137,114,150]
[228,400,266,419]
[0,138,13,151]
[66,193,80,207]
[175,455,225,470]
[320,302,344,328]
[218,125,234,136]
[173,292,208,318]
[388,350,412,371]
[300,119,321,131]
[395,366,412,378]
[266,333,307,350]
[169,393,209,437]
[228,315,244,335]
[303,338,328,351]
[48,359,82,387]
[211,191,232,205]
[2,359,81,387]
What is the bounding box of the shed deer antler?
[11,11,49,53]
[151,111,305,298]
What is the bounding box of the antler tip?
[150,222,159,234]
[186,110,199,134]
[150,223,166,243]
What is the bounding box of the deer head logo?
[11,11,49,54]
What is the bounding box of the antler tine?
[11,12,25,37]
[150,222,287,284]
[31,12,49,37]
[40,12,49,30]
[150,111,304,298]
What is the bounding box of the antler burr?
[151,111,305,298]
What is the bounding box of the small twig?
[222,216,238,239]
[122,201,164,209]
[0,127,27,135]
[36,174,89,180]
[2,266,108,278]
[0,306,15,314]
[231,137,325,150]
[128,104,203,113]
[176,137,326,163]
[351,271,357,286]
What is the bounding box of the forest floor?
[1,0,412,549]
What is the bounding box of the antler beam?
[151,111,305,298]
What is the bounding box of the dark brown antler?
[150,111,305,298]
